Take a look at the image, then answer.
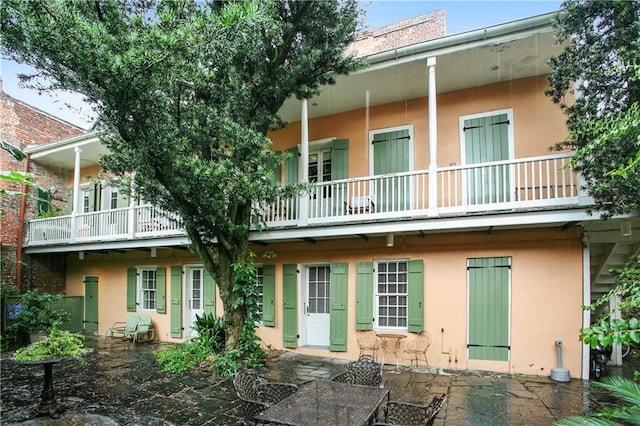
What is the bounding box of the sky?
[1,1,562,130]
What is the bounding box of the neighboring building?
[18,12,639,379]
[0,80,85,291]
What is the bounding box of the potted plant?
[7,290,71,342]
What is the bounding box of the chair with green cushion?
[133,315,156,344]
[104,315,139,342]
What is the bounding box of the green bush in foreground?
[13,326,91,362]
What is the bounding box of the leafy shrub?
[193,313,225,351]
[155,339,213,374]
[13,325,91,361]
[7,290,71,334]
[211,349,242,376]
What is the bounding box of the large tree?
[546,0,640,217]
[1,0,363,351]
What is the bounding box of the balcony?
[25,153,585,247]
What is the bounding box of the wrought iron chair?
[374,394,447,425]
[233,370,269,424]
[402,331,431,367]
[347,355,384,387]
[330,370,356,384]
[257,381,298,405]
[357,330,383,361]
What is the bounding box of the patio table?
[255,379,389,426]
[376,333,406,370]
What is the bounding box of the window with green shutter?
[203,270,216,315]
[355,262,374,330]
[36,188,51,218]
[261,265,276,326]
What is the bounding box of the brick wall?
[349,9,447,58]
[0,88,84,291]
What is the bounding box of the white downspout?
[128,171,137,239]
[299,99,309,226]
[582,235,591,380]
[70,146,82,242]
[427,57,438,217]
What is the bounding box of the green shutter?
[203,270,216,315]
[282,264,297,348]
[127,268,137,312]
[331,139,349,180]
[271,151,282,184]
[170,266,182,338]
[355,262,374,330]
[331,139,349,215]
[373,130,411,212]
[468,257,510,361]
[117,188,130,208]
[67,187,74,213]
[407,259,424,332]
[262,265,276,326]
[330,262,348,351]
[156,267,166,314]
[88,183,99,212]
[285,147,299,185]
[36,188,51,217]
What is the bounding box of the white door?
[184,266,205,338]
[304,265,331,346]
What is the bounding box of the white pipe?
[582,235,591,380]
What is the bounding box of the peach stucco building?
[16,11,640,380]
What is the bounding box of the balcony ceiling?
[278,30,562,123]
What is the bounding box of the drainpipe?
[15,154,30,291]
[581,235,591,380]
[299,99,309,226]
[427,57,438,217]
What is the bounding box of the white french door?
[184,266,205,338]
[301,265,331,347]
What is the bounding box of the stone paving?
[0,337,627,425]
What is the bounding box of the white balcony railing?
[26,153,584,246]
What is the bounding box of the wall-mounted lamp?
[78,252,84,260]
[262,250,277,259]
[621,220,632,237]
[386,234,395,247]
[150,247,157,258]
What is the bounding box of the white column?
[70,147,82,242]
[427,57,438,217]
[299,99,309,225]
[582,236,591,379]
[128,171,137,238]
[610,295,622,365]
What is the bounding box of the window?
[256,265,264,321]
[309,150,332,198]
[375,260,408,329]
[191,269,202,311]
[36,188,51,218]
[82,189,92,213]
[139,268,157,311]
[308,265,331,314]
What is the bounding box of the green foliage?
[13,325,91,362]
[0,0,364,352]
[7,290,71,334]
[211,348,243,376]
[192,313,226,352]
[555,376,640,425]
[546,0,640,218]
[155,340,213,374]
[582,255,640,348]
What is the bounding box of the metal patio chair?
[132,315,156,344]
[357,330,383,361]
[233,370,298,424]
[104,314,139,342]
[403,331,431,367]
[257,381,298,405]
[374,394,447,425]
[347,355,384,387]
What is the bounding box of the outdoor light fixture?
[620,220,632,237]
[150,247,157,258]
[262,250,277,259]
[78,252,84,260]
[386,234,395,247]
